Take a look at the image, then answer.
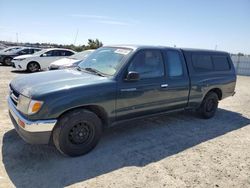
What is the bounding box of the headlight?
[17,95,43,115]
[49,64,59,70]
[16,58,26,61]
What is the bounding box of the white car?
[49,49,94,70]
[12,48,75,72]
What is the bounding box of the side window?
[43,50,53,57]
[212,56,230,71]
[33,49,41,53]
[192,54,213,72]
[64,50,74,56]
[59,50,67,56]
[52,50,61,56]
[18,49,30,55]
[128,50,164,79]
[166,50,183,77]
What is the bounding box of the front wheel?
[3,57,12,66]
[27,62,40,72]
[53,109,103,157]
[198,92,219,119]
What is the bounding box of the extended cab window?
[166,50,183,77]
[128,50,164,79]
[212,56,230,71]
[192,54,213,72]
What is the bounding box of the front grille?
[9,85,19,106]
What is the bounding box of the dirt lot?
[0,65,249,188]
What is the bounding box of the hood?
[13,54,33,60]
[10,69,110,98]
[50,58,78,66]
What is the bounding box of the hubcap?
[29,63,38,72]
[5,58,12,65]
[69,122,93,145]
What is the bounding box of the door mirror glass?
[125,71,140,81]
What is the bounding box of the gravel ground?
[0,65,250,188]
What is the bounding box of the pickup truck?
[8,45,236,156]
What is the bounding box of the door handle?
[161,84,168,88]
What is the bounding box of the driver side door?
[116,49,169,121]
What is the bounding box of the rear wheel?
[53,109,103,157]
[198,92,219,119]
[3,57,12,66]
[27,62,40,72]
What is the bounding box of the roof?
[105,44,175,51]
[104,44,229,54]
[43,48,75,52]
[181,48,228,54]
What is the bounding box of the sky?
[0,0,249,54]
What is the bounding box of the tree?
[86,39,103,49]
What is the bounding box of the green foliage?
[237,52,244,56]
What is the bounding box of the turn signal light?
[18,119,25,128]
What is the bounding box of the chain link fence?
[231,55,250,76]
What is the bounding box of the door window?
[18,49,30,55]
[128,50,164,79]
[42,50,54,57]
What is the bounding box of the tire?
[27,62,40,72]
[53,109,103,157]
[198,92,219,119]
[3,57,12,66]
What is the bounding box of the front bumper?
[0,55,5,63]
[8,97,57,144]
[11,60,24,70]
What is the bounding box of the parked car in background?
[49,49,94,70]
[12,48,75,72]
[8,45,236,156]
[0,47,41,66]
[0,44,8,50]
[0,46,22,53]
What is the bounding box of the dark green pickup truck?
[8,45,236,156]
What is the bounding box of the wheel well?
[208,88,222,100]
[59,105,109,127]
[27,61,40,69]
[4,56,12,60]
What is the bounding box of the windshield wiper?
[76,66,106,77]
[84,67,106,77]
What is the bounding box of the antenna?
[215,44,217,50]
[73,28,79,45]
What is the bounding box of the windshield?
[69,50,94,60]
[78,47,132,76]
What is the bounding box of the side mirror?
[125,71,140,81]
[40,54,47,57]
